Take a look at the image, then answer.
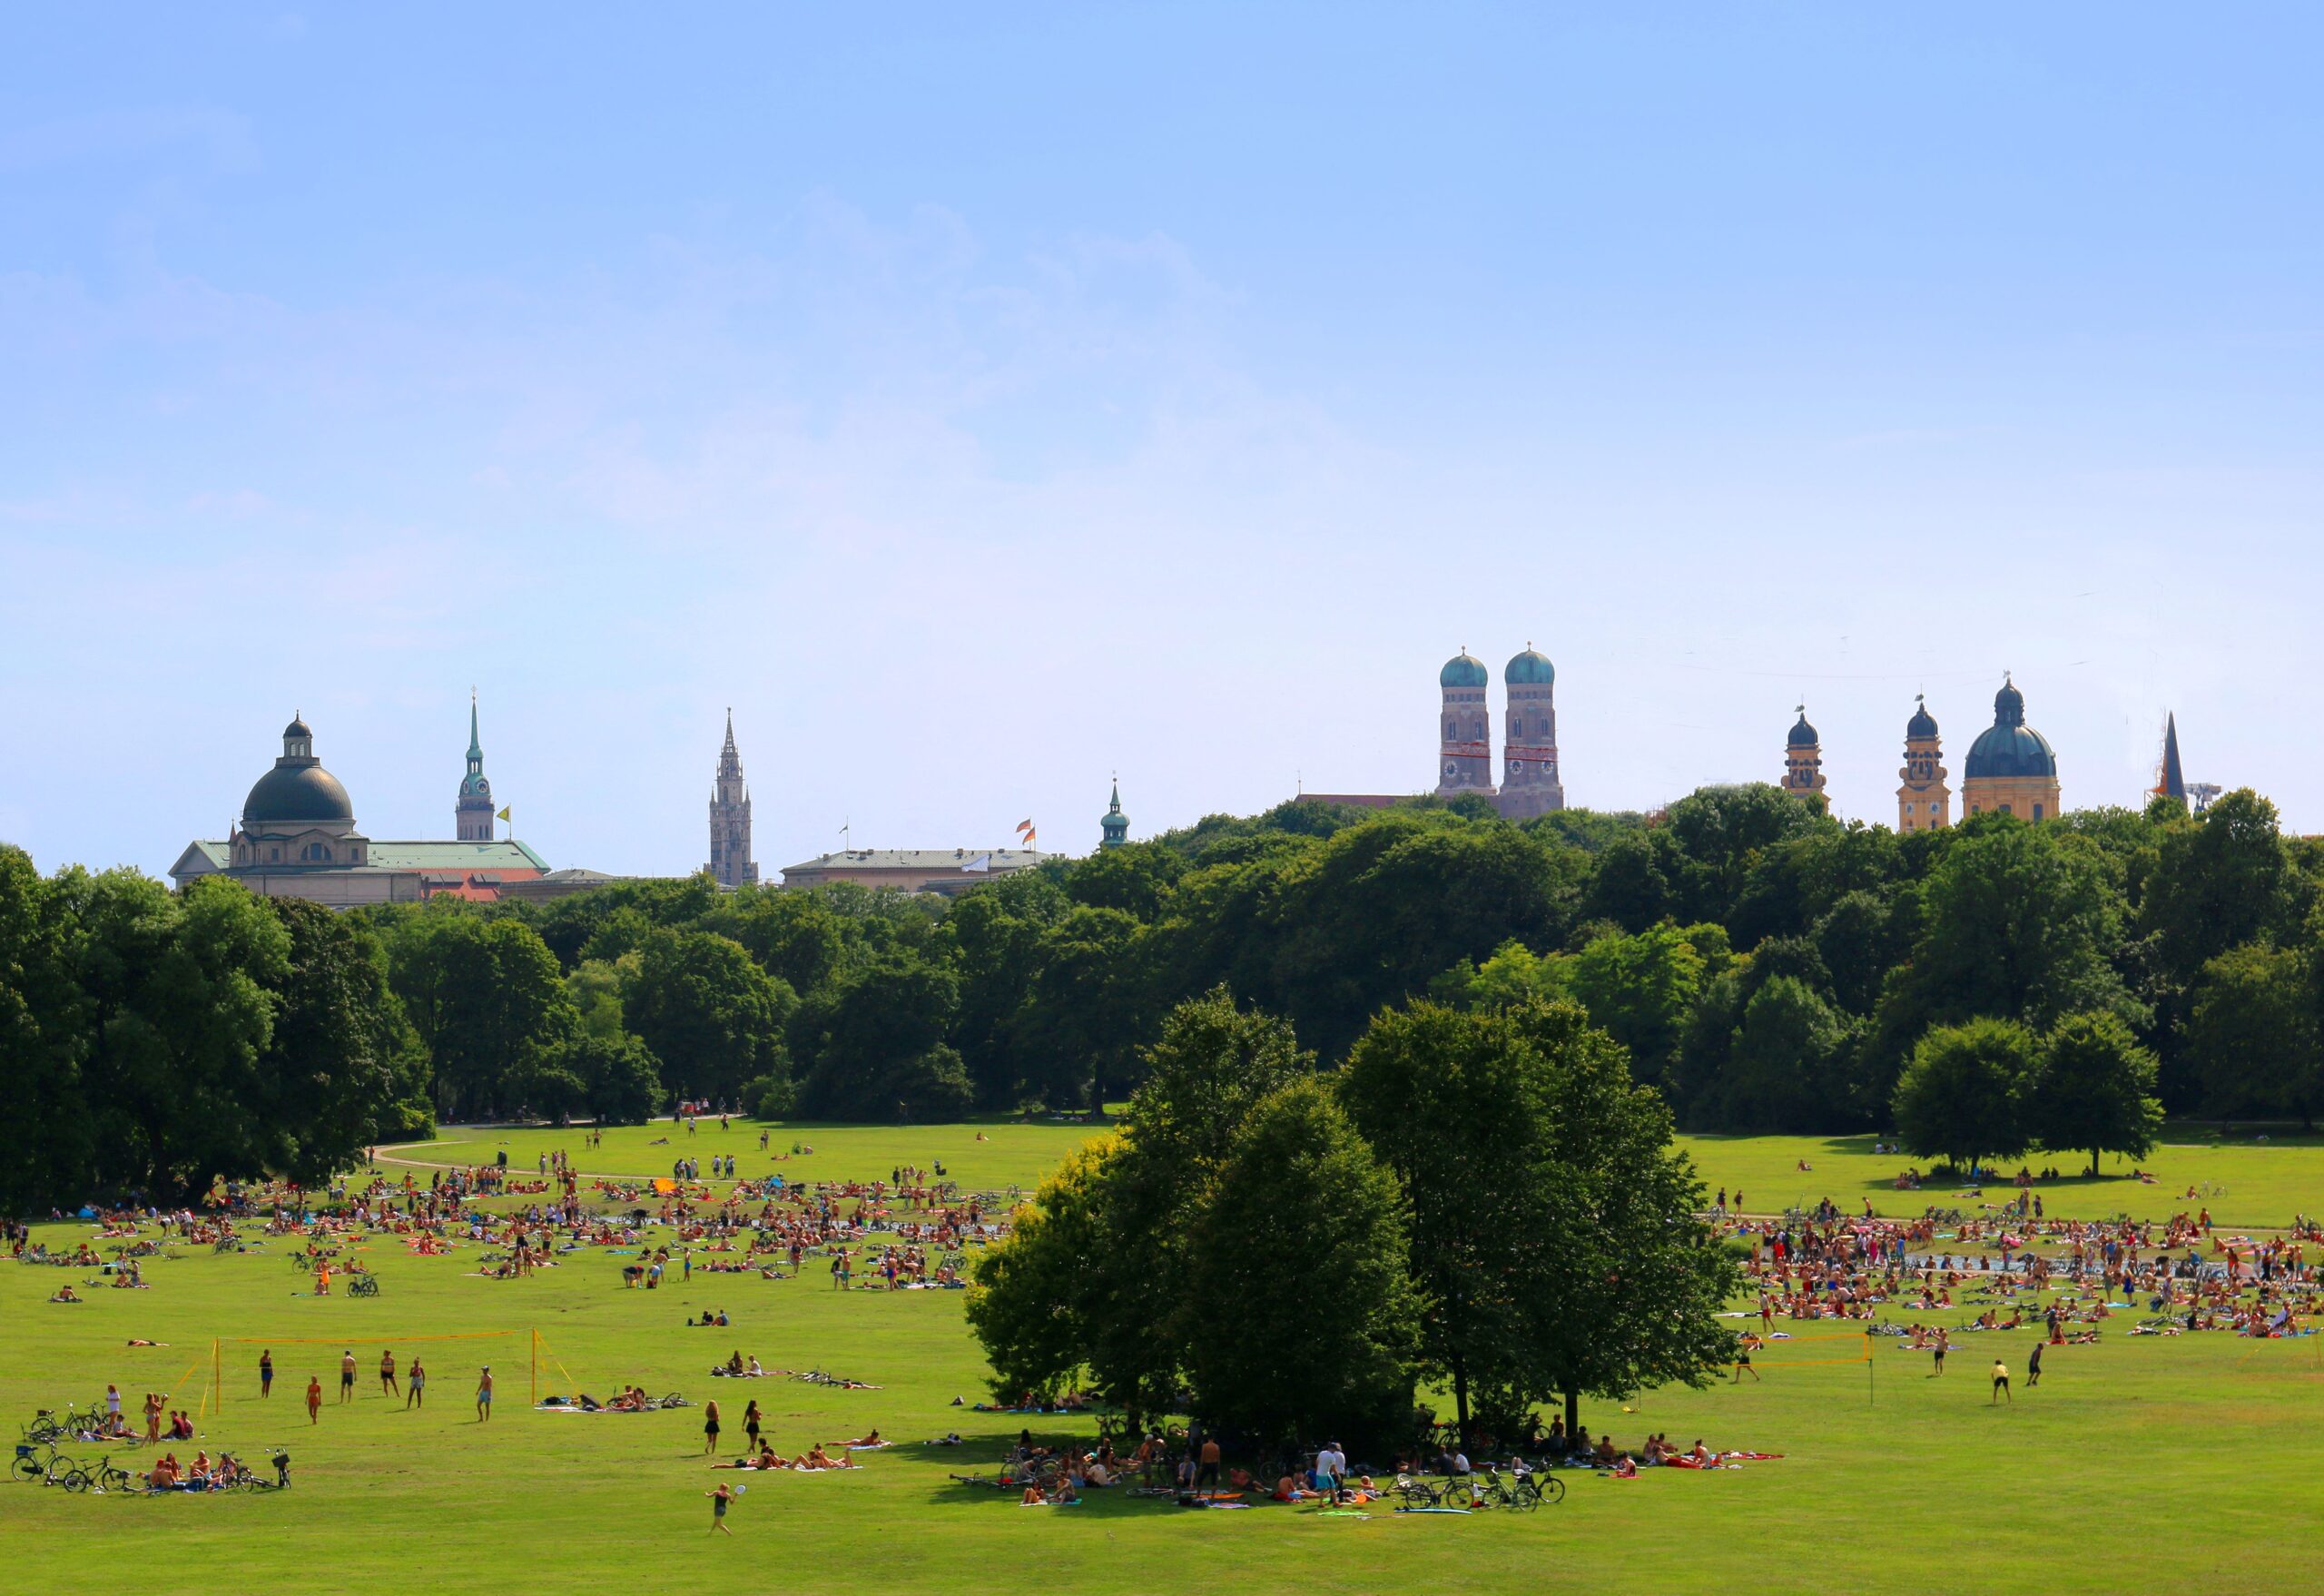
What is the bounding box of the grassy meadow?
[7,1118,2324,1594]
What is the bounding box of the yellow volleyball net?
[205,1329,566,1414]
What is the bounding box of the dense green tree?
[1341,999,1735,1442]
[940,876,1068,1108]
[620,928,792,1107]
[0,848,91,1210]
[1186,1079,1417,1445]
[793,953,970,1121]
[256,900,429,1170]
[387,911,574,1120]
[1892,1018,2037,1172]
[1011,906,1146,1108]
[1564,923,1706,1088]
[2185,942,2320,1122]
[564,1031,666,1125]
[965,1139,1115,1402]
[1709,974,1852,1131]
[2028,1011,2163,1174]
[1063,841,1185,921]
[1580,833,1671,932]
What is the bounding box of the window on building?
[2033,803,2044,821]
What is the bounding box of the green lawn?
[7,1120,2324,1594]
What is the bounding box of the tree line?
[5,777,2319,1203]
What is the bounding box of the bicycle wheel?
[61,1467,91,1493]
[14,1456,44,1482]
[1537,1473,1566,1505]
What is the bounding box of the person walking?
[408,1358,426,1409]
[1990,1358,2012,1404]
[476,1366,493,1423]
[743,1400,763,1452]
[2026,1342,2043,1388]
[259,1350,273,1399]
[706,1482,735,1534]
[704,1399,723,1455]
[340,1349,357,1403]
[305,1377,322,1424]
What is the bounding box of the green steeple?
[459,692,492,800]
[1099,779,1128,849]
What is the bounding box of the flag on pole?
[497,807,511,822]
[1021,828,1036,846]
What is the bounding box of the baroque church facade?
[170,703,547,906]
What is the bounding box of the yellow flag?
[497,807,512,822]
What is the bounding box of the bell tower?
[455,692,497,841]
[1896,695,1949,833]
[1498,644,1564,818]
[705,710,758,886]
[1436,649,1494,797]
[1782,704,1827,808]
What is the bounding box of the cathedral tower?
[1436,649,1494,797]
[455,693,496,841]
[1098,779,1129,850]
[1782,705,1828,807]
[1896,695,1949,833]
[1498,645,1564,818]
[705,710,758,886]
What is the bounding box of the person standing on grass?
[379,1349,399,1398]
[2026,1342,2043,1387]
[1991,1358,2012,1404]
[408,1358,427,1409]
[707,1482,735,1534]
[259,1350,273,1398]
[743,1400,763,1452]
[476,1366,493,1422]
[143,1390,162,1443]
[1933,1329,1948,1375]
[306,1377,322,1424]
[704,1399,722,1455]
[340,1349,356,1403]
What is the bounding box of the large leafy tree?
[1891,1018,2037,1172]
[0,848,94,1211]
[386,911,574,1119]
[1011,905,1146,1108]
[1186,1079,1417,1445]
[1565,923,1707,1089]
[1341,999,1735,1442]
[793,952,970,1121]
[1709,974,1852,1131]
[620,928,792,1107]
[2185,941,2320,1123]
[2027,1011,2162,1175]
[256,899,429,1175]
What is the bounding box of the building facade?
[1299,644,1569,818]
[171,712,547,906]
[705,711,758,886]
[1960,675,2061,821]
[779,848,1052,896]
[1781,706,1828,805]
[1896,695,1950,833]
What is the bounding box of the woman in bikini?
[703,1399,722,1455]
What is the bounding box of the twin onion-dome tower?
[1436,645,1565,818]
[1785,675,2063,827]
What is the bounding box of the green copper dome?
[244,762,355,825]
[1440,650,1488,689]
[1504,646,1555,686]
[1964,676,2056,780]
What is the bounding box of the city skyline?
[5,6,2318,873]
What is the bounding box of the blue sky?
[5,5,2319,875]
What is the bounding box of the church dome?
[1906,699,1939,739]
[1963,676,2056,780]
[1440,650,1489,689]
[1504,646,1555,686]
[1787,710,1820,749]
[243,762,355,825]
[283,714,313,740]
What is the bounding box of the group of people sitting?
[145,1450,273,1491]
